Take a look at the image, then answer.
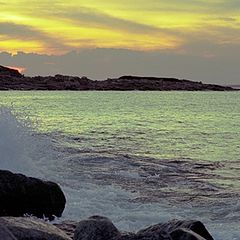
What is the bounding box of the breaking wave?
[0,106,54,178]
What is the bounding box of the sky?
[0,0,240,84]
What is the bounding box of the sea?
[0,91,239,239]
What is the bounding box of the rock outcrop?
[0,217,71,240]
[0,66,23,78]
[136,219,214,240]
[69,216,214,240]
[0,65,235,91]
[0,215,215,240]
[0,170,66,220]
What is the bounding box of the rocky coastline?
[0,65,235,91]
[0,169,216,240]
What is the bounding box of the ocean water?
[0,91,239,239]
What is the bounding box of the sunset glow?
[1,0,240,54]
[6,66,26,74]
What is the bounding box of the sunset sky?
[1,0,240,84]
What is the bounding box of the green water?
[0,91,239,162]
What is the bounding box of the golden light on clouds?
[0,0,240,54]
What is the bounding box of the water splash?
[0,106,52,177]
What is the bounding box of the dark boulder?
[0,217,71,240]
[0,170,66,220]
[137,220,213,240]
[73,215,121,240]
[72,216,214,240]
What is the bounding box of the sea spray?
[0,106,53,178]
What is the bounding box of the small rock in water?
[0,217,71,240]
[0,169,66,220]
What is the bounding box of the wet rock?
[115,232,171,240]
[73,215,121,240]
[137,220,213,240]
[72,216,214,240]
[0,217,71,240]
[170,228,207,240]
[0,225,17,240]
[0,170,66,220]
[54,220,78,239]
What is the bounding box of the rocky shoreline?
[0,65,235,91]
[0,169,215,240]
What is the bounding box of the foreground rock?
[0,217,71,240]
[73,216,121,240]
[54,220,78,239]
[71,216,214,240]
[0,65,235,91]
[136,219,214,240]
[170,228,207,240]
[0,170,66,220]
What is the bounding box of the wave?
[0,106,54,178]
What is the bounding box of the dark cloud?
[1,46,239,85]
[55,8,167,34]
[0,22,69,52]
[0,22,45,39]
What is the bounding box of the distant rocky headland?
[0,65,235,91]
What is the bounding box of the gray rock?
[0,217,71,240]
[114,232,171,240]
[54,220,78,239]
[0,170,66,220]
[170,228,207,240]
[137,220,213,240]
[68,216,214,240]
[73,215,121,240]
[0,225,17,240]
